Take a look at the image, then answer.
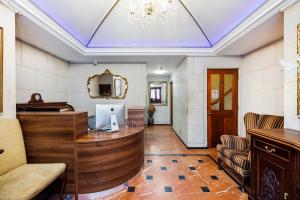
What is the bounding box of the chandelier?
[128,0,176,26]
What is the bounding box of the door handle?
[208,112,212,115]
[265,146,276,153]
[284,192,288,199]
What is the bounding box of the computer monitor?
[96,104,125,130]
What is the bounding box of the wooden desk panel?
[77,128,144,193]
[17,111,88,194]
[17,112,144,197]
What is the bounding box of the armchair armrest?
[220,135,250,152]
[0,149,4,155]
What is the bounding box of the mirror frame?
[87,69,128,99]
[148,81,168,106]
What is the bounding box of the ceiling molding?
[3,0,297,56]
[178,0,213,47]
[213,0,298,54]
[4,0,85,53]
[86,0,121,47]
[84,47,215,56]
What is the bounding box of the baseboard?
[172,128,208,149]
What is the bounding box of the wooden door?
[207,69,238,148]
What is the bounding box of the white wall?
[0,4,16,118]
[171,58,189,145]
[69,63,147,118]
[284,1,300,131]
[188,57,242,147]
[16,41,69,103]
[147,75,171,125]
[239,40,284,135]
[171,56,242,147]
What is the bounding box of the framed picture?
[297,24,300,117]
[0,27,3,113]
[298,24,300,54]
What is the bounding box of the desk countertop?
[76,127,144,143]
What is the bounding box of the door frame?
[207,68,238,148]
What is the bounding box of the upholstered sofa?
[0,119,66,200]
[216,112,284,191]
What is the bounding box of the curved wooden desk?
[76,127,144,193]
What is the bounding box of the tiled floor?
[78,154,247,200]
[52,126,247,199]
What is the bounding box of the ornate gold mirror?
[87,69,128,99]
[148,82,168,106]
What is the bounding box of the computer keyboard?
[101,124,111,131]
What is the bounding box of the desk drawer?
[253,138,291,162]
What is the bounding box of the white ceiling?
[220,12,284,55]
[28,0,267,48]
[9,0,294,75]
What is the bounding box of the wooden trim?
[247,128,300,151]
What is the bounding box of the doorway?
[207,69,238,148]
[170,81,173,126]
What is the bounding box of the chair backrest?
[244,112,260,131]
[244,112,284,142]
[256,115,284,129]
[0,119,27,175]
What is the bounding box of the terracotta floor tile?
[51,126,247,200]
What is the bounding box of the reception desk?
[17,111,144,198]
[77,128,144,193]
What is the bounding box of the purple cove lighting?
[86,39,212,48]
[30,0,89,46]
[86,35,212,48]
[29,0,267,48]
[210,0,267,45]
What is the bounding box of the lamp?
[154,66,167,75]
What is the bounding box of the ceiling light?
[128,0,176,26]
[154,66,167,74]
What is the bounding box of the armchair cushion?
[0,163,66,200]
[217,145,250,169]
[220,135,250,152]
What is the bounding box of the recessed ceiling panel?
[29,0,118,45]
[88,0,211,48]
[182,0,267,45]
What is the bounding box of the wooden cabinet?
[128,107,145,127]
[248,129,300,200]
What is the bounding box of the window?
[150,87,161,104]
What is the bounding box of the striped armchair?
[216,112,284,191]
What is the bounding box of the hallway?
[145,126,217,160]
